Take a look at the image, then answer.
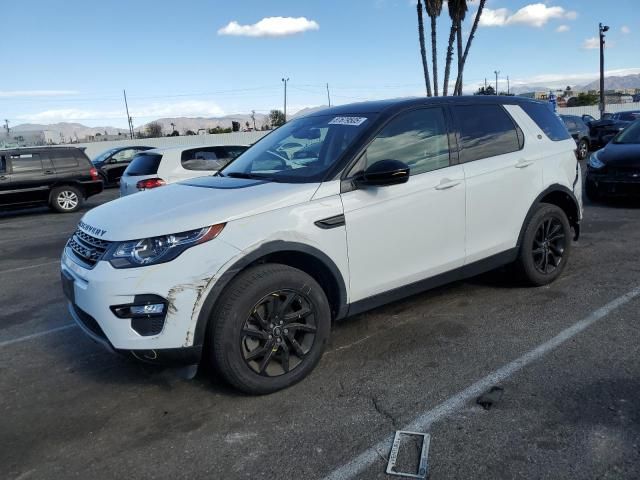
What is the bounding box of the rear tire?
[50,186,83,213]
[210,264,331,394]
[515,203,571,286]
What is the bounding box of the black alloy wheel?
[241,290,317,377]
[531,217,567,275]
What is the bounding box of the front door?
[0,153,11,205]
[341,107,466,303]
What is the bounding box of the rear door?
[6,151,52,205]
[453,103,542,264]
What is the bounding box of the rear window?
[181,147,229,171]
[453,104,522,163]
[125,153,162,176]
[520,102,571,141]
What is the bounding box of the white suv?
[61,97,582,394]
[119,144,248,196]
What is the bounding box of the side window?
[223,146,247,160]
[453,105,521,163]
[354,108,450,176]
[520,102,571,141]
[112,148,137,163]
[181,148,226,171]
[564,118,576,130]
[10,153,43,173]
[51,151,79,169]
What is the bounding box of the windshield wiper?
[225,172,276,181]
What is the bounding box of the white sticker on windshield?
[328,116,368,126]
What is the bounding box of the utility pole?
[281,77,289,122]
[326,83,331,107]
[123,89,133,139]
[170,122,176,134]
[251,110,256,130]
[599,23,609,118]
[507,75,510,95]
[3,119,9,135]
[494,70,500,95]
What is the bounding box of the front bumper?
[586,171,640,196]
[60,238,240,361]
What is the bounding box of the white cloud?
[556,24,570,33]
[0,90,79,98]
[480,3,576,28]
[582,37,599,49]
[16,101,225,123]
[218,16,319,37]
[621,25,631,34]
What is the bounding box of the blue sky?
[3,0,639,127]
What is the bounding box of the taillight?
[136,178,166,190]
[90,167,99,181]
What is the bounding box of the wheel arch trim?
[192,240,348,348]
[516,184,581,248]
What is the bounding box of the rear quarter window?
[520,102,571,141]
[50,151,79,169]
[125,153,163,176]
[181,147,228,171]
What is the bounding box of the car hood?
[598,143,640,168]
[79,176,320,241]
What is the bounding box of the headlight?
[106,224,225,268]
[588,151,605,170]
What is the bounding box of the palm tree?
[454,0,485,95]
[425,0,443,96]
[417,0,432,97]
[454,0,468,95]
[442,0,460,96]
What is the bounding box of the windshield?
[612,121,640,144]
[218,114,374,183]
[92,147,120,163]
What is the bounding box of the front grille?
[608,167,640,179]
[67,229,112,268]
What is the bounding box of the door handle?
[0,175,7,180]
[43,170,55,175]
[515,160,534,169]
[435,179,461,190]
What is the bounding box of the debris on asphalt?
[476,386,504,410]
[386,430,431,479]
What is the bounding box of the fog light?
[130,303,165,316]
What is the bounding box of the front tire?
[577,138,589,160]
[50,186,83,213]
[515,203,571,286]
[210,264,331,394]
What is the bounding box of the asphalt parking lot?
[1,172,640,480]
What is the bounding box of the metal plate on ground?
[386,431,430,479]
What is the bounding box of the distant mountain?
[12,122,129,140]
[580,74,640,91]
[136,114,268,134]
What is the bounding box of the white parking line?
[0,260,60,276]
[322,286,640,480]
[0,323,76,348]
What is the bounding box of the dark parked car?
[582,111,640,149]
[91,146,152,186]
[560,114,590,159]
[0,146,103,213]
[585,120,640,199]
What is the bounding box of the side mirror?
[355,159,410,187]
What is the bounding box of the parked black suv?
[0,147,103,213]
[91,146,153,186]
[560,114,590,159]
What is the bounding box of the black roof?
[306,95,546,117]
[0,145,83,153]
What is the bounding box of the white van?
[62,97,582,394]
[119,144,248,196]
